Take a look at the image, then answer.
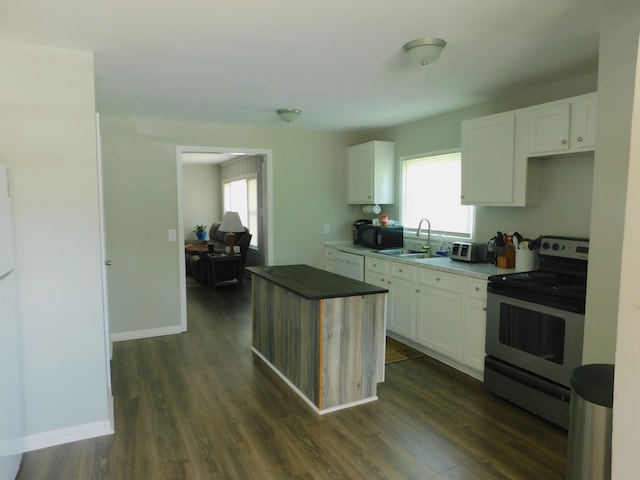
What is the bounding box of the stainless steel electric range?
[484,235,589,429]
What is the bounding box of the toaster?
[450,242,487,262]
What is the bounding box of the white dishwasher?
[334,250,365,281]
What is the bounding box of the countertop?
[247,264,389,300]
[325,242,513,280]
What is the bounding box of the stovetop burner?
[488,236,589,304]
[489,270,586,301]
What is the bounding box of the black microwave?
[355,224,403,250]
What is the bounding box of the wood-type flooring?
[16,278,568,479]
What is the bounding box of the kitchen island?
[247,264,388,414]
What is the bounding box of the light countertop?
[325,242,514,280]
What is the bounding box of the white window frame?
[222,173,258,249]
[400,149,475,240]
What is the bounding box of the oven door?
[486,292,584,387]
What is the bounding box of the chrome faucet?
[416,218,431,253]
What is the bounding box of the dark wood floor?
[17,279,568,479]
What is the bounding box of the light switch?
[323,223,330,234]
[168,229,177,241]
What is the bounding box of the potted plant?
[193,224,207,241]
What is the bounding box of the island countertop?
[246,264,388,300]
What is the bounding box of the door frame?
[175,145,274,330]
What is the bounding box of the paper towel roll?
[361,204,381,214]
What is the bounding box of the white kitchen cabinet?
[461,112,542,207]
[325,247,336,273]
[461,111,516,205]
[364,258,389,326]
[386,263,417,339]
[347,141,394,204]
[519,93,597,157]
[570,93,598,150]
[461,278,488,375]
[415,269,463,361]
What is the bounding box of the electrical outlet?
[323,223,330,234]
[168,229,177,241]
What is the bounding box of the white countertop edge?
[325,241,514,280]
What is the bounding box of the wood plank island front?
[247,265,388,414]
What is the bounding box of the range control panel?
[538,236,589,260]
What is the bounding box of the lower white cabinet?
[325,247,336,273]
[386,263,417,339]
[461,278,488,374]
[415,270,463,361]
[338,247,490,380]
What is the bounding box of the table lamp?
[219,211,244,254]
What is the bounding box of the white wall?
[182,164,221,241]
[607,21,640,480]
[0,42,112,451]
[100,115,368,336]
[584,22,640,365]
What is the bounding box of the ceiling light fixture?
[402,37,447,66]
[277,108,301,123]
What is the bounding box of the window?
[402,151,474,237]
[223,176,258,248]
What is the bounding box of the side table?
[206,254,243,289]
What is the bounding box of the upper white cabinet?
[461,112,516,205]
[461,111,540,207]
[347,141,394,204]
[520,93,597,156]
[461,92,596,207]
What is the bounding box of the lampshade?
[277,108,301,123]
[402,38,447,66]
[219,211,244,233]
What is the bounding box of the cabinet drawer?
[418,269,462,293]
[464,278,487,300]
[390,263,417,281]
[365,256,389,274]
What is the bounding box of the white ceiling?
[2,0,639,131]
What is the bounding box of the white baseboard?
[251,347,378,415]
[22,420,113,453]
[111,325,184,342]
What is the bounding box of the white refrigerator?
[0,163,23,479]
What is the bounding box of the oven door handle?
[485,357,570,401]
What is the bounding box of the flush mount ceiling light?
[276,108,301,123]
[402,37,447,66]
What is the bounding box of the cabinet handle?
[399,269,403,273]
[577,136,583,142]
[436,277,440,281]
[561,139,567,145]
[474,286,480,291]
[482,307,487,311]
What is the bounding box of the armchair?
[185,221,252,285]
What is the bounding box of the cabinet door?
[415,285,462,360]
[571,94,597,150]
[525,102,571,155]
[387,275,416,339]
[461,112,515,205]
[347,142,375,203]
[462,278,487,373]
[325,247,336,273]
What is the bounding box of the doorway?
[176,145,273,330]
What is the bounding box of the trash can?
[567,364,614,480]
